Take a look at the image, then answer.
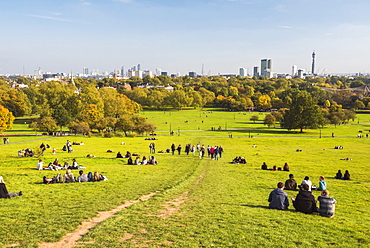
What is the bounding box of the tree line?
[0,74,365,133]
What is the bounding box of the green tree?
[29,116,58,133]
[281,91,326,132]
[250,115,259,123]
[0,105,15,133]
[264,114,276,128]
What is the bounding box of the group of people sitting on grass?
[127,156,158,165]
[18,148,34,157]
[335,170,350,180]
[268,174,338,218]
[261,162,290,171]
[231,157,246,164]
[116,151,138,158]
[43,170,107,184]
[0,176,22,198]
[37,158,86,171]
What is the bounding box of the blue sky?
[1,0,370,75]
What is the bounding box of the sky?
[1,0,370,76]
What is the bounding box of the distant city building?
[298,69,305,78]
[253,66,260,77]
[312,51,316,75]
[143,70,153,77]
[292,65,298,77]
[189,71,197,78]
[83,67,89,76]
[161,71,168,76]
[261,59,272,78]
[239,67,247,77]
[137,64,141,71]
[156,68,161,76]
[120,66,125,77]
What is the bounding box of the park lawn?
[0,111,369,247]
[75,136,369,247]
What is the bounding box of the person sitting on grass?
[335,170,343,179]
[134,156,141,165]
[116,152,123,158]
[261,162,268,170]
[283,163,290,171]
[125,151,131,158]
[141,156,148,165]
[268,182,289,210]
[317,190,337,218]
[0,176,22,198]
[63,169,75,183]
[291,184,317,214]
[271,165,277,171]
[149,156,158,165]
[284,174,297,191]
[37,159,44,170]
[78,170,88,183]
[343,170,350,180]
[93,172,107,182]
[299,176,312,191]
[316,176,327,191]
[127,156,133,165]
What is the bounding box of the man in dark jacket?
[292,183,317,214]
[284,174,297,190]
[268,182,289,210]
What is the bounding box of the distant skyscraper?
[137,64,141,71]
[253,66,259,77]
[189,71,197,78]
[83,67,89,76]
[121,66,125,76]
[239,67,246,77]
[312,51,316,75]
[261,59,272,78]
[156,68,161,76]
[292,65,298,77]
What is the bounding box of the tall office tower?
[189,71,197,78]
[239,67,246,77]
[83,67,89,76]
[261,59,272,77]
[253,66,260,77]
[137,64,141,71]
[156,68,161,76]
[121,66,125,76]
[311,51,316,75]
[292,65,298,77]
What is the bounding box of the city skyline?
[1,0,370,75]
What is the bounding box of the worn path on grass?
[38,192,158,248]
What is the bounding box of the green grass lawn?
[1,109,369,247]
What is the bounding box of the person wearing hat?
[37,159,44,170]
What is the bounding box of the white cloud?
[26,14,78,23]
[114,0,133,3]
[278,26,292,29]
[81,0,92,5]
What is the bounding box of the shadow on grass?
[219,203,298,212]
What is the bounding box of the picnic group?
[268,171,350,218]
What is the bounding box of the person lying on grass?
[0,176,22,198]
[268,182,289,210]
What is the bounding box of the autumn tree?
[0,105,15,133]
